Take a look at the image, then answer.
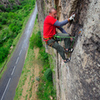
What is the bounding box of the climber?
[43,7,75,63]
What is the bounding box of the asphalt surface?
[0,4,37,100]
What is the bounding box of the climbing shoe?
[64,58,70,63]
[65,48,74,53]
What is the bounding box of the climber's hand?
[69,14,75,21]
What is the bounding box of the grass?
[37,47,56,100]
[14,47,35,100]
[14,17,56,100]
[0,0,35,63]
[0,1,36,78]
[14,17,39,100]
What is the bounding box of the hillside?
[36,0,100,100]
[0,0,35,73]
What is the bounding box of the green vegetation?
[14,47,35,100]
[30,31,43,49]
[37,47,56,100]
[14,17,39,100]
[0,0,36,71]
[29,18,56,100]
[44,68,52,81]
[30,19,56,99]
[14,18,56,100]
[29,15,43,49]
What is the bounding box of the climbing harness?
[44,39,55,47]
[48,41,55,47]
[43,37,54,47]
[43,37,53,41]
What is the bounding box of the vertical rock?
[36,0,100,99]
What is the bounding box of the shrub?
[0,47,9,63]
[13,5,19,10]
[2,28,10,37]
[9,23,15,29]
[32,0,35,5]
[6,7,11,12]
[44,68,52,81]
[9,21,21,33]
[1,12,8,19]
[37,48,56,100]
[8,39,13,48]
[30,31,43,49]
[0,16,2,22]
[39,49,48,63]
[8,12,17,19]
[0,5,6,11]
[1,18,7,25]
[0,24,2,29]
[18,15,23,21]
[0,29,10,44]
[11,26,20,33]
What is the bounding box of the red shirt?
[43,15,57,40]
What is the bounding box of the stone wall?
[36,0,100,100]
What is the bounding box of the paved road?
[0,4,37,100]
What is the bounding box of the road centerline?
[15,57,19,64]
[1,78,11,100]
[19,49,22,56]
[11,66,16,75]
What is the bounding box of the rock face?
[36,0,100,100]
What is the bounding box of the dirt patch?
[20,48,40,100]
[30,48,40,100]
[34,48,39,59]
[20,74,30,100]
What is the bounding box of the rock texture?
[36,0,100,100]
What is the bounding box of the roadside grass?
[30,17,56,99]
[37,47,56,100]
[14,17,39,100]
[14,17,56,100]
[0,3,36,78]
[14,47,35,100]
[0,0,36,70]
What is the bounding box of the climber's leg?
[54,33,71,49]
[47,39,66,60]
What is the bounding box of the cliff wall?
[36,0,100,100]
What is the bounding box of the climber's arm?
[54,20,68,34]
[57,27,68,34]
[58,27,73,41]
[54,19,69,27]
[54,14,75,27]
